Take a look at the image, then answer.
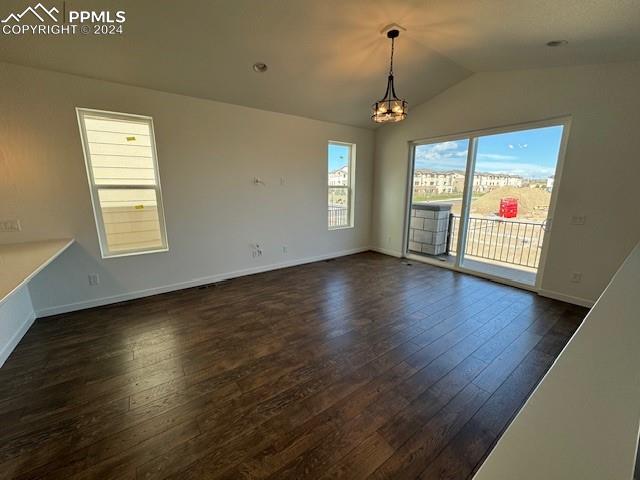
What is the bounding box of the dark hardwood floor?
[0,252,587,479]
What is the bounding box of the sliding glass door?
[407,139,469,266]
[406,119,569,288]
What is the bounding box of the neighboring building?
[413,169,523,196]
[547,175,554,191]
[413,170,464,194]
[473,173,523,192]
[328,165,349,186]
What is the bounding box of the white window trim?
[76,107,169,259]
[328,140,356,230]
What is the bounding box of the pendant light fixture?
[372,29,408,124]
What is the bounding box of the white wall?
[372,61,640,304]
[473,241,640,480]
[0,286,35,366]
[0,62,374,316]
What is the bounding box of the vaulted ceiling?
[2,0,640,128]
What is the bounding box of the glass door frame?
[402,115,572,292]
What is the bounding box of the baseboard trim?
[372,248,595,308]
[0,310,36,367]
[538,289,595,308]
[369,246,403,258]
[36,247,370,318]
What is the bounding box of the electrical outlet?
[282,245,288,254]
[570,272,582,283]
[250,243,263,258]
[570,215,586,225]
[88,273,100,286]
[280,177,285,186]
[0,219,21,232]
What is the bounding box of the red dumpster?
[499,197,518,218]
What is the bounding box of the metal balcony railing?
[328,205,349,228]
[448,215,545,268]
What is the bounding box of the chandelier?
[371,29,408,124]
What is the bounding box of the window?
[77,108,168,258]
[328,141,355,229]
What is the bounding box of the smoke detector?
[252,62,268,73]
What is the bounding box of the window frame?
[327,140,356,230]
[76,107,169,259]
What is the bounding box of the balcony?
[409,205,544,286]
[328,205,349,229]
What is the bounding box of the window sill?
[102,247,169,259]
[328,225,354,231]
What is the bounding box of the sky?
[328,143,350,171]
[414,125,564,179]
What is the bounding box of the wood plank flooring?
[0,252,587,479]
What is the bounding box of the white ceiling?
[1,0,639,128]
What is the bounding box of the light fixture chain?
[389,36,395,75]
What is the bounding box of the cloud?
[508,144,514,149]
[474,161,554,178]
[415,142,468,169]
[431,141,459,152]
[414,143,552,178]
[477,153,519,160]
